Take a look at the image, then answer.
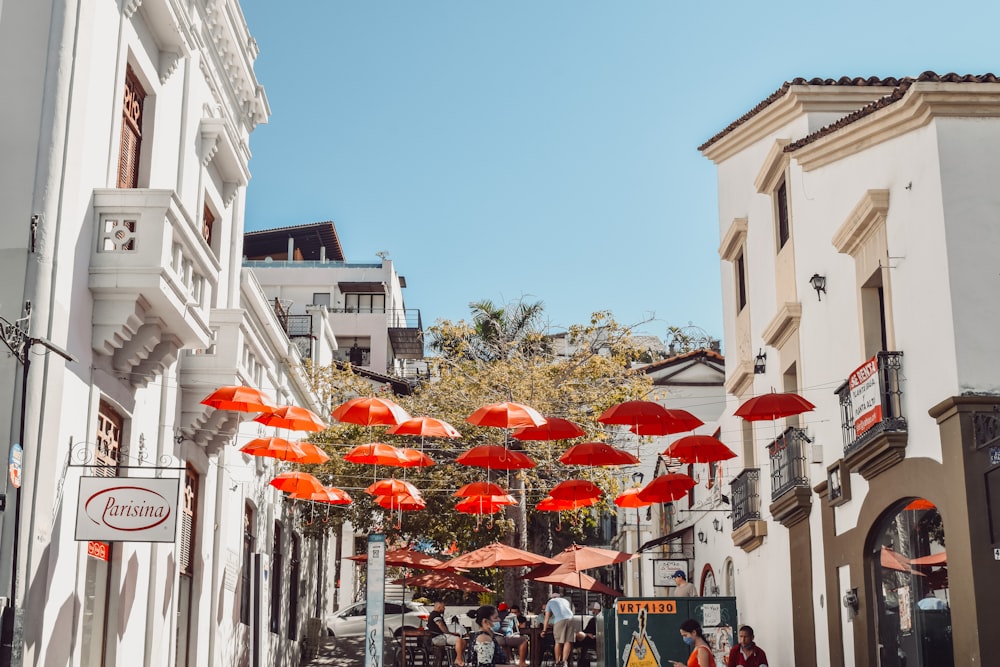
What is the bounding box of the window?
[288,535,301,640]
[776,178,790,248]
[94,401,122,476]
[240,503,255,625]
[118,65,146,189]
[735,252,747,312]
[345,293,385,313]
[201,204,215,248]
[311,292,331,308]
[270,523,282,634]
[861,271,889,358]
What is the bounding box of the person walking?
[541,591,574,667]
[669,618,715,667]
[672,570,697,597]
[724,626,768,667]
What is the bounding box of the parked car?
[326,600,430,639]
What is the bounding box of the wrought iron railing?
[836,351,906,455]
[767,427,812,501]
[730,468,761,531]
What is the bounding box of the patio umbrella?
[552,544,636,570]
[439,542,560,569]
[393,570,493,593]
[399,448,435,467]
[512,418,586,441]
[455,481,507,497]
[454,495,516,515]
[386,416,462,439]
[735,391,815,422]
[536,495,598,511]
[201,385,274,413]
[523,569,621,597]
[466,402,547,429]
[880,546,924,575]
[456,445,536,470]
[344,442,410,466]
[332,396,411,426]
[663,435,737,464]
[559,442,639,467]
[636,473,696,503]
[253,405,327,432]
[909,551,947,566]
[628,409,705,436]
[269,472,324,495]
[347,547,446,570]
[549,479,603,501]
[365,478,421,497]
[290,486,352,505]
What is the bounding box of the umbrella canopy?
[735,392,815,422]
[559,442,639,467]
[663,435,737,464]
[240,437,311,462]
[512,418,586,441]
[332,396,411,426]
[365,478,421,497]
[628,409,705,436]
[536,495,599,511]
[201,385,274,413]
[290,486,352,505]
[456,445,536,470]
[393,570,493,593]
[344,442,410,466]
[253,405,327,432]
[904,498,936,511]
[597,400,671,426]
[439,542,560,569]
[466,402,547,429]
[455,481,508,497]
[376,493,426,511]
[552,544,636,571]
[614,488,653,509]
[269,472,324,495]
[880,546,924,575]
[399,448,435,467]
[549,479,603,501]
[386,416,462,438]
[524,569,621,596]
[454,496,514,515]
[636,473,696,503]
[909,551,947,566]
[347,547,446,569]
[293,442,332,464]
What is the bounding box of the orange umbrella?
[512,418,586,441]
[456,445,536,470]
[552,544,635,570]
[559,442,639,466]
[614,488,653,509]
[269,472,324,495]
[455,481,507,497]
[240,437,309,461]
[201,385,274,413]
[365,478,421,497]
[523,569,621,597]
[636,473,696,503]
[399,448,435,467]
[536,495,598,511]
[735,391,815,422]
[628,409,704,436]
[597,400,671,426]
[376,493,426,511]
[466,402,547,429]
[549,479,603,501]
[294,443,332,464]
[344,442,410,466]
[291,486,352,505]
[663,435,737,463]
[253,405,327,432]
[905,498,936,511]
[386,416,462,438]
[348,547,446,569]
[455,496,515,515]
[439,542,559,569]
[394,570,493,593]
[332,396,411,426]
[880,546,924,575]
[909,551,947,566]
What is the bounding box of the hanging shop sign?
[9,443,22,489]
[75,476,179,542]
[849,355,882,436]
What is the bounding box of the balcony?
[90,189,219,385]
[767,427,813,528]
[836,351,907,480]
[730,468,767,552]
[387,308,424,359]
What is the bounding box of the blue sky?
[239,0,999,344]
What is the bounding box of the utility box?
[611,597,738,667]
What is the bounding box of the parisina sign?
[75,476,180,542]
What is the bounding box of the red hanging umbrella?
[636,473,696,503]
[399,448,435,467]
[253,405,327,432]
[240,437,310,462]
[559,442,639,466]
[269,472,324,495]
[512,418,586,441]
[201,385,274,413]
[439,542,560,569]
[549,479,603,501]
[628,409,705,436]
[614,488,653,509]
[904,498,936,511]
[536,495,598,511]
[332,396,411,426]
[735,391,815,422]
[466,402,547,429]
[294,442,332,465]
[455,481,507,497]
[455,496,515,515]
[393,570,493,593]
[365,478,421,497]
[386,416,462,438]
[455,445,536,470]
[597,400,671,426]
[663,435,737,463]
[376,493,426,511]
[344,442,410,466]
[291,486,352,505]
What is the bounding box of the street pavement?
[303,636,381,667]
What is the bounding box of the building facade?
[700,72,1000,666]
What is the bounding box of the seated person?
[574,602,601,667]
[428,600,468,667]
[496,602,529,667]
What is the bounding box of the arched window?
[870,498,951,667]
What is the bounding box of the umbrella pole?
[636,508,642,595]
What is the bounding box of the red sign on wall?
[849,355,882,436]
[87,541,108,561]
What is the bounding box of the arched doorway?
[869,497,952,667]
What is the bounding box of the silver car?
[326,600,430,639]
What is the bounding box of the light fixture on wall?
[631,471,644,485]
[712,517,724,533]
[753,349,767,374]
[697,530,707,544]
[809,273,827,301]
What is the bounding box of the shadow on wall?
[117,552,139,638]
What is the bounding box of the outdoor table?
[401,628,434,667]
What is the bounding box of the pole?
[636,509,642,596]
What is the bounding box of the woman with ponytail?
[669,618,716,667]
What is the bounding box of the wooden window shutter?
[118,66,146,189]
[202,204,215,247]
[180,465,198,576]
[94,400,123,476]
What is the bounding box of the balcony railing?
[836,351,906,455]
[730,468,761,530]
[767,427,812,501]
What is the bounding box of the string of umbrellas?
[198,384,817,522]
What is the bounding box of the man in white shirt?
[672,570,697,597]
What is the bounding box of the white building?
[700,72,1000,667]
[0,1,336,664]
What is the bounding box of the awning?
[638,526,693,553]
[339,282,385,293]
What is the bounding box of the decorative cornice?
[769,486,812,528]
[719,218,748,262]
[158,49,182,84]
[731,519,768,553]
[754,139,791,194]
[762,302,802,349]
[725,360,754,396]
[124,0,143,19]
[833,190,890,255]
[200,134,219,167]
[843,430,908,481]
